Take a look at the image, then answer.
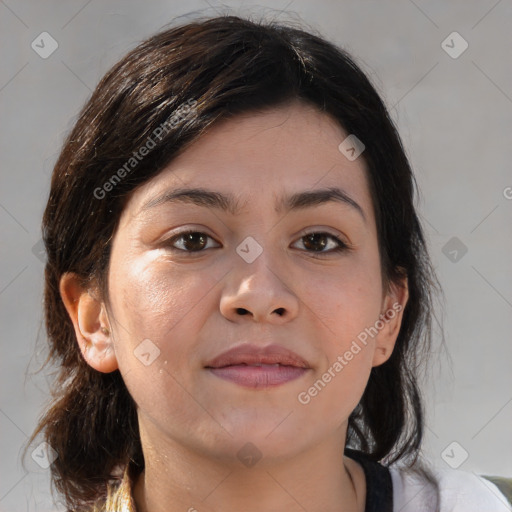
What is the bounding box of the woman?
[25,14,511,512]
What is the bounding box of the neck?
[132,420,365,512]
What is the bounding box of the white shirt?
[390,466,512,512]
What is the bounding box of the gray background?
[1,0,511,510]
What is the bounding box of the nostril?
[235,307,285,317]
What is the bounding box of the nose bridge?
[243,254,281,291]
[220,234,299,322]
[234,235,287,295]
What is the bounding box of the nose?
[219,249,300,324]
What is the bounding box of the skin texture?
[60,101,408,512]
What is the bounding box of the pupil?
[185,233,205,251]
[305,234,326,251]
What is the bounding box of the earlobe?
[372,275,409,367]
[59,272,119,373]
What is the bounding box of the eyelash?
[163,229,351,258]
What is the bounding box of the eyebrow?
[141,186,367,223]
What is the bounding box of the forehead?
[125,102,375,224]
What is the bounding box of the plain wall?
[1,1,511,510]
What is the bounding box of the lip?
[204,344,311,389]
[205,343,310,369]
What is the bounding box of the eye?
[165,230,220,252]
[163,229,350,256]
[292,232,349,256]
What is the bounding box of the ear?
[372,273,409,367]
[59,272,118,373]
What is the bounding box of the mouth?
[204,344,311,389]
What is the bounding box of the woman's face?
[92,102,407,463]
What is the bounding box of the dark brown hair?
[24,12,444,510]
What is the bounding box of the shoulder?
[82,463,137,512]
[389,465,512,512]
[105,463,137,512]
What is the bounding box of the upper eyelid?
[169,226,345,238]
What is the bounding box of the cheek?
[107,255,221,418]
[107,253,220,357]
[302,259,382,343]
[299,334,375,424]
[297,254,382,406]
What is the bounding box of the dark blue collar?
[344,449,393,512]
